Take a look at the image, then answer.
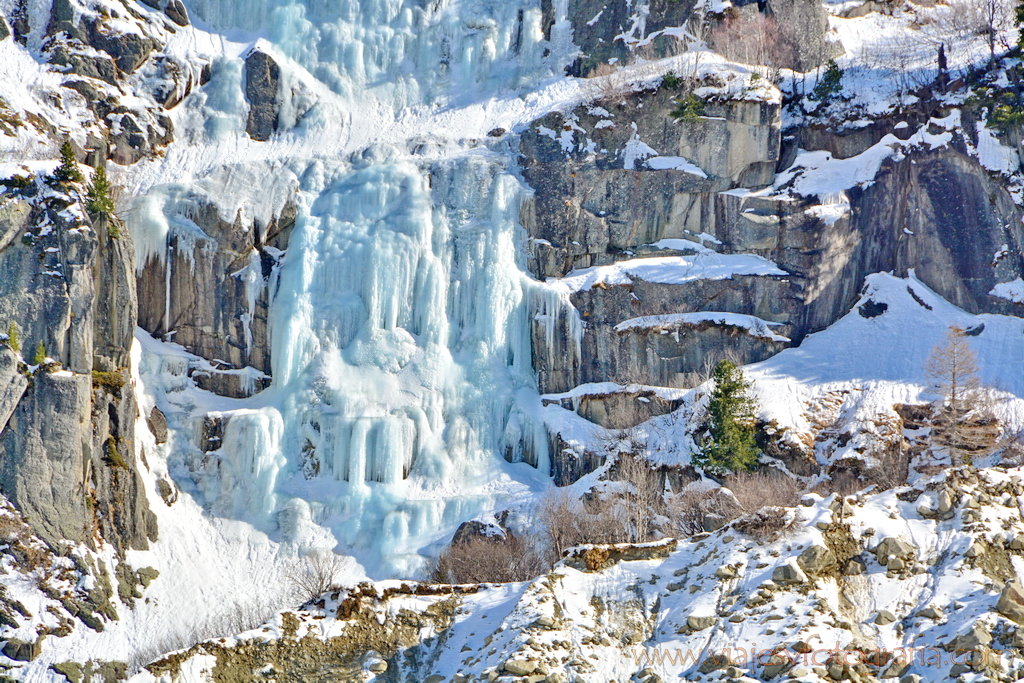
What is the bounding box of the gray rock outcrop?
[135,195,295,397]
[244,50,281,142]
[519,84,1024,482]
[0,184,155,552]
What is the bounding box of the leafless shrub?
[724,469,801,513]
[812,469,864,497]
[596,399,649,452]
[711,11,784,75]
[665,486,739,536]
[710,2,829,81]
[426,533,546,584]
[925,326,1001,465]
[732,506,797,542]
[864,446,912,491]
[681,347,744,389]
[0,515,23,542]
[537,488,589,564]
[999,430,1024,466]
[536,488,628,566]
[587,62,632,105]
[615,453,664,542]
[288,549,350,603]
[919,0,1015,65]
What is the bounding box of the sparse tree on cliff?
[5,323,18,354]
[694,360,760,476]
[86,164,115,216]
[52,139,82,184]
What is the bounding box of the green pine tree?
[86,164,115,216]
[670,92,706,122]
[33,341,46,366]
[5,323,18,353]
[694,359,760,476]
[1017,0,1024,49]
[53,139,82,184]
[809,60,844,104]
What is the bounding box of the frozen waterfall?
[132,0,582,576]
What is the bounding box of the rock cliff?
[520,85,1024,468]
[0,181,155,552]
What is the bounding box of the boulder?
[875,537,916,566]
[797,544,836,575]
[687,615,716,631]
[163,0,189,25]
[772,560,807,586]
[948,623,991,651]
[843,558,866,575]
[84,20,159,74]
[2,637,41,661]
[49,47,119,85]
[762,653,792,679]
[715,565,737,579]
[875,609,896,625]
[996,580,1024,624]
[147,406,168,444]
[451,519,504,546]
[703,513,726,532]
[504,659,538,676]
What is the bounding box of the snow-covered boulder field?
[136,466,1024,683]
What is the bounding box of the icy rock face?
[135,192,294,397]
[561,0,697,76]
[0,187,155,552]
[183,0,565,108]
[146,151,551,574]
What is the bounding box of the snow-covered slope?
[134,465,1024,683]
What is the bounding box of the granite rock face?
[558,0,698,76]
[0,185,155,552]
[519,85,1024,481]
[520,90,782,280]
[135,195,295,397]
[521,88,792,396]
[244,50,281,142]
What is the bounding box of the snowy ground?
[129,465,1024,683]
